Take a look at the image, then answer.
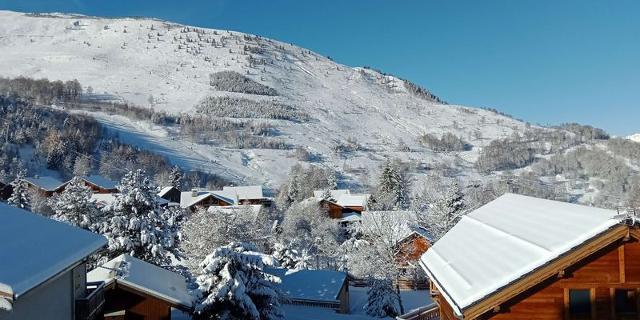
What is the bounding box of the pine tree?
[373,160,408,210]
[169,165,182,189]
[194,243,285,320]
[96,169,179,265]
[48,177,98,229]
[8,169,29,210]
[364,279,402,318]
[426,182,465,241]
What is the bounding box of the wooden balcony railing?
[75,281,105,320]
[397,303,440,320]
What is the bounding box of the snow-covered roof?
[339,212,362,223]
[158,186,177,197]
[266,268,347,302]
[420,193,619,316]
[0,203,107,299]
[313,189,351,200]
[80,175,118,190]
[221,186,264,200]
[23,176,67,192]
[179,190,235,208]
[87,254,192,309]
[337,194,370,207]
[91,193,169,207]
[207,204,262,216]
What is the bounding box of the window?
[615,289,637,316]
[569,289,592,319]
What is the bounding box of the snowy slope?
[0,11,529,186]
[628,134,640,143]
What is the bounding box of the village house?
[158,186,181,203]
[23,175,68,197]
[266,268,350,314]
[418,193,640,320]
[88,254,192,320]
[313,189,370,220]
[78,175,119,194]
[0,202,107,320]
[179,185,272,212]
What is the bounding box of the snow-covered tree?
[181,206,270,270]
[364,279,402,318]
[271,242,312,271]
[194,242,284,320]
[72,155,92,176]
[277,200,341,269]
[96,169,180,265]
[423,182,466,241]
[169,165,182,189]
[370,160,409,210]
[48,177,98,228]
[7,169,29,210]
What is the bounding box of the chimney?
[191,189,198,197]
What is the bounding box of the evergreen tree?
[8,169,29,210]
[48,177,98,229]
[364,279,402,318]
[194,243,284,320]
[96,169,178,265]
[372,160,408,210]
[425,182,466,241]
[169,165,182,189]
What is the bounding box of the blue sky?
[1,0,638,135]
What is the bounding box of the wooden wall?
[103,286,172,320]
[432,238,640,320]
[321,200,344,219]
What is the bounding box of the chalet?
[158,186,181,203]
[78,175,119,193]
[0,202,107,320]
[220,185,273,207]
[88,254,192,320]
[266,268,350,314]
[313,189,370,220]
[207,204,263,216]
[23,176,67,197]
[419,193,640,320]
[179,189,235,211]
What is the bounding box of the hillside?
[0,10,637,209]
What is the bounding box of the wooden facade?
[159,186,181,203]
[320,200,365,219]
[102,282,178,320]
[431,225,640,320]
[82,181,118,194]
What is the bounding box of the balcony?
[75,281,106,320]
[397,303,440,320]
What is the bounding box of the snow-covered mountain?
[0,11,569,187]
[628,134,640,143]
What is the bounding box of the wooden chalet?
[158,186,181,203]
[419,193,640,320]
[23,176,67,197]
[220,185,273,207]
[79,175,119,193]
[179,189,235,211]
[314,189,370,220]
[88,254,192,320]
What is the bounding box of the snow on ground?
[0,10,530,187]
[283,287,432,320]
[628,133,640,143]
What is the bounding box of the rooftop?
[0,203,107,299]
[80,175,118,189]
[88,254,192,309]
[24,176,67,192]
[266,268,347,302]
[420,193,619,316]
